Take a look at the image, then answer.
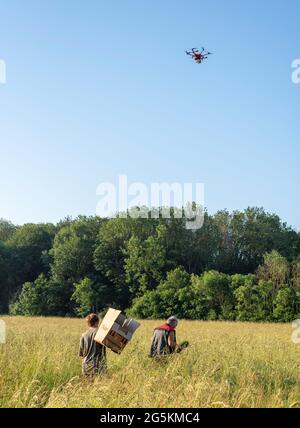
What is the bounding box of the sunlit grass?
[0,316,300,408]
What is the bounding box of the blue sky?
[0,0,299,228]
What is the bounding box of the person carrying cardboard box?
[79,313,107,376]
[94,308,140,354]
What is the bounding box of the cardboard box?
[94,308,140,354]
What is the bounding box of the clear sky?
[0,0,299,228]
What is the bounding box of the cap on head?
[167,316,179,328]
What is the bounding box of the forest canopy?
[0,207,299,322]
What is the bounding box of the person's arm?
[168,331,177,353]
[79,336,85,358]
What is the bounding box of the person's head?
[86,313,100,328]
[167,316,179,329]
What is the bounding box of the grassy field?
[0,316,299,408]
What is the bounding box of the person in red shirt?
[149,316,179,358]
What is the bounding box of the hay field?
[0,316,299,408]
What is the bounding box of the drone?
[185,47,212,64]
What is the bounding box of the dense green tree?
[0,219,17,242]
[10,274,51,316]
[129,267,192,319]
[0,242,12,313]
[236,208,299,270]
[211,208,299,274]
[234,280,273,321]
[189,212,220,273]
[198,270,236,320]
[51,216,102,282]
[273,287,296,322]
[291,258,300,291]
[257,251,289,290]
[94,216,157,309]
[230,273,256,290]
[71,277,109,317]
[291,258,300,315]
[155,267,192,317]
[7,223,55,285]
[123,227,167,296]
[49,216,104,314]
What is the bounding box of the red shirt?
[156,323,176,332]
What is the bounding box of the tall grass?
[0,316,299,408]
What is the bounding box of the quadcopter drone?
[185,47,212,64]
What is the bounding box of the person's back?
[149,316,178,358]
[79,314,107,375]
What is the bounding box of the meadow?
[0,316,299,408]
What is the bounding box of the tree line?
[0,207,299,321]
